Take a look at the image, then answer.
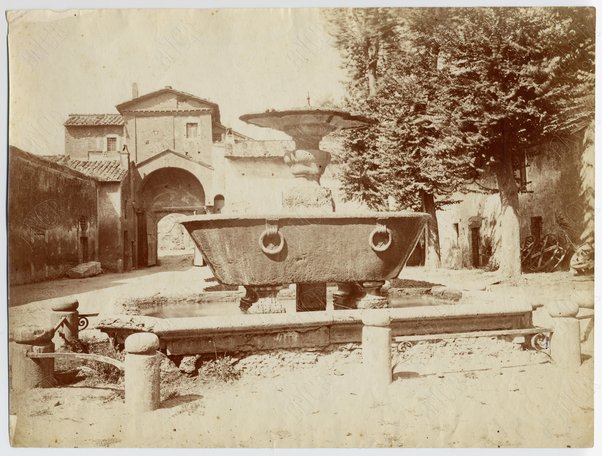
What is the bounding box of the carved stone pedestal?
[240,286,287,314]
[334,281,388,309]
[357,281,388,309]
[333,282,364,310]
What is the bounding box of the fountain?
[181,107,430,314]
[97,107,546,357]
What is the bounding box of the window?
[106,136,117,152]
[186,123,198,138]
[453,223,459,240]
[515,151,529,192]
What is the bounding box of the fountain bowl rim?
[239,108,376,128]
[179,211,430,224]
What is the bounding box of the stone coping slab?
[97,301,533,338]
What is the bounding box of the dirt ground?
[9,337,593,448]
[7,263,595,448]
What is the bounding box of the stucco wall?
[8,148,99,285]
[222,157,290,213]
[219,154,362,215]
[437,131,590,270]
[132,115,175,162]
[125,113,213,165]
[65,125,124,160]
[173,113,213,163]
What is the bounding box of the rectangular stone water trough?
[97,301,535,356]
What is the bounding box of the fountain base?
[333,281,388,309]
[357,281,389,309]
[240,286,287,314]
[282,180,334,213]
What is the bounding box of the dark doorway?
[137,211,148,267]
[531,216,543,242]
[471,227,481,267]
[123,230,129,270]
[80,236,89,263]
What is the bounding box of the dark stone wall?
[8,148,99,285]
[97,182,122,272]
[120,167,138,270]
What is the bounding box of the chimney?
[132,82,139,99]
[119,145,130,170]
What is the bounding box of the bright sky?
[8,8,348,155]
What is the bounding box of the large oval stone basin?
[180,212,429,286]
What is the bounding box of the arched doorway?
[157,213,195,259]
[138,167,206,266]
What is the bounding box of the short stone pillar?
[361,312,392,396]
[51,298,80,342]
[11,326,55,392]
[547,301,581,368]
[193,245,204,267]
[124,333,161,413]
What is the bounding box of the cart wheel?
[397,341,414,353]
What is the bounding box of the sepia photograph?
[3,1,597,449]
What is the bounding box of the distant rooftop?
[64,114,124,127]
[41,155,126,182]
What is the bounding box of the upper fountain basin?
[239,109,376,140]
[180,212,429,286]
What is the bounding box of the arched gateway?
[138,167,206,266]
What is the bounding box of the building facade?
[436,125,594,271]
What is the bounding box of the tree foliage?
[324,7,595,210]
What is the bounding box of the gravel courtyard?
[8,259,595,447]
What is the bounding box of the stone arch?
[139,167,206,266]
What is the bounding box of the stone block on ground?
[179,355,201,375]
[67,261,102,279]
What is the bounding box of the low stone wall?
[97,302,533,356]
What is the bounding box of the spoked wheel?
[521,236,536,266]
[523,234,568,273]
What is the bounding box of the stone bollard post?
[547,301,581,368]
[10,326,56,392]
[193,245,204,267]
[361,312,392,397]
[124,333,161,413]
[51,298,80,342]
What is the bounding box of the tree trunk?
[421,191,441,269]
[366,39,379,97]
[493,132,522,278]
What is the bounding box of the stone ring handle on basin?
[369,222,392,252]
[259,221,285,255]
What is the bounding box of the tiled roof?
[64,114,124,127]
[41,155,126,182]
